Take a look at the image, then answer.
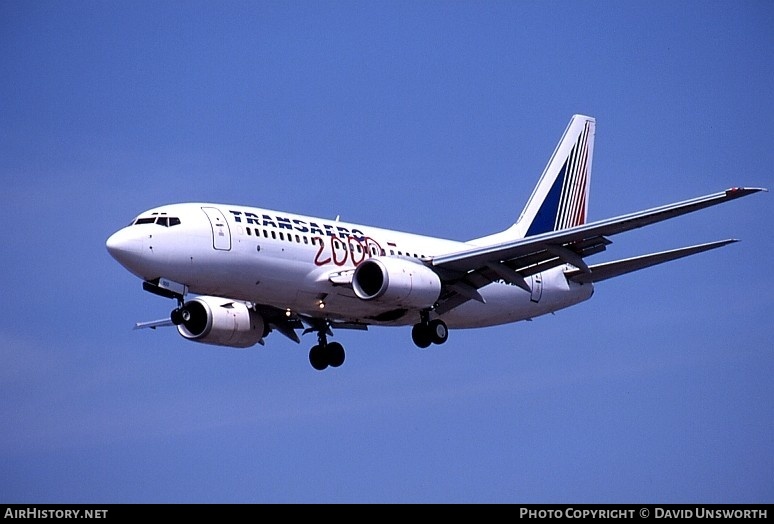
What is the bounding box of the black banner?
[1,504,772,517]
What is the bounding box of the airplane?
[106,114,765,370]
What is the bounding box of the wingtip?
[726,187,767,196]
[701,238,739,248]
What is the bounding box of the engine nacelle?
[352,257,442,309]
[177,296,265,348]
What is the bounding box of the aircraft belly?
[185,243,313,302]
[180,243,387,322]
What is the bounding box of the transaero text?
[229,210,366,240]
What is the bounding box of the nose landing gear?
[170,295,189,326]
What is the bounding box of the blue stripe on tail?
[526,163,566,236]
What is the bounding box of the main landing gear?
[308,330,345,371]
[411,313,449,349]
[306,312,448,371]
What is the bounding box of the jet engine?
[176,296,265,348]
[352,257,442,309]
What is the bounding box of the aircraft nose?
[106,228,145,269]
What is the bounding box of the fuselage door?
[530,273,543,303]
[202,207,231,251]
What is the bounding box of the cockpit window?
[132,215,181,227]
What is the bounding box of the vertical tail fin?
[519,114,595,237]
[471,115,595,244]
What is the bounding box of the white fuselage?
[106,203,594,328]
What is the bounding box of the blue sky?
[1,1,772,503]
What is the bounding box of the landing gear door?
[202,207,231,251]
[530,273,543,303]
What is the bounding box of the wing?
[430,187,764,314]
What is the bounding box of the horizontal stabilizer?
[566,239,738,284]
